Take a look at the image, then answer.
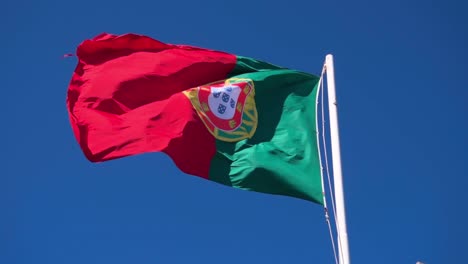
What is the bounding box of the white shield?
[207,84,241,120]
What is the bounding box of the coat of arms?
[183,78,257,142]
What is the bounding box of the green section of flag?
[208,56,323,204]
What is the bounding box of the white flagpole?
[325,54,350,264]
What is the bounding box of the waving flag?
[67,33,323,203]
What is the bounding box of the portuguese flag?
[67,33,323,204]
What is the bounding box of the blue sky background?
[3,0,467,263]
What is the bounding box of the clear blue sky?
[3,0,467,263]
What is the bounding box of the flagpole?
[325,54,350,264]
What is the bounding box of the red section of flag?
[67,33,237,177]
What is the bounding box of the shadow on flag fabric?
[67,33,323,204]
